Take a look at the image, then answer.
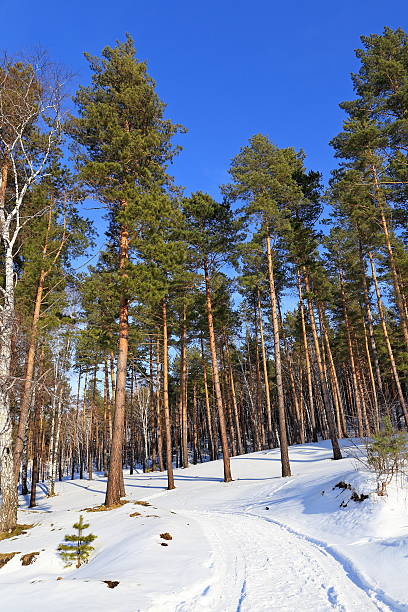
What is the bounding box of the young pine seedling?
[58,515,97,568]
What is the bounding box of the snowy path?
[152,509,388,612]
[3,441,408,611]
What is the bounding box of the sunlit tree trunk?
[266,230,291,476]
[303,270,342,459]
[162,301,175,489]
[105,221,129,506]
[371,162,408,352]
[368,252,408,426]
[204,258,232,482]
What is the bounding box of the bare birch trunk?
[0,244,18,530]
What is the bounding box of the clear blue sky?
[5,1,407,200]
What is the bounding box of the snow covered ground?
[1,439,408,611]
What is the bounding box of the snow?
[1,439,408,611]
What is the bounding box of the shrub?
[367,417,408,496]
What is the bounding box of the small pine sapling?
[58,515,97,567]
[367,417,408,496]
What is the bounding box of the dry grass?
[134,501,151,507]
[129,511,141,517]
[0,524,34,541]
[0,552,20,569]
[160,532,172,541]
[83,500,129,512]
[21,552,40,566]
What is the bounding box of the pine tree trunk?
[201,337,216,461]
[13,270,46,482]
[339,272,363,437]
[371,163,408,352]
[105,222,129,506]
[103,360,110,476]
[224,337,244,455]
[319,311,346,437]
[148,342,157,470]
[204,259,232,482]
[257,291,274,448]
[362,318,380,431]
[110,352,116,411]
[303,271,342,459]
[29,370,43,509]
[358,242,384,395]
[368,252,408,426]
[253,314,266,449]
[266,230,291,476]
[162,301,175,489]
[179,304,188,468]
[156,336,165,472]
[88,367,97,480]
[221,339,237,456]
[279,305,303,445]
[192,379,198,464]
[14,203,61,481]
[244,328,261,452]
[297,270,317,442]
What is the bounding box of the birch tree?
[0,54,64,531]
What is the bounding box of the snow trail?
[152,509,389,612]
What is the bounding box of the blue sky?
[5,1,407,198]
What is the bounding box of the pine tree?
[181,192,242,482]
[68,35,184,505]
[367,417,408,496]
[58,515,97,568]
[330,27,408,353]
[238,237,275,449]
[224,135,308,475]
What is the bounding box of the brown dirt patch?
[21,552,40,566]
[103,580,120,588]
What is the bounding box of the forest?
[0,26,407,536]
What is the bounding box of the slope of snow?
[1,439,408,611]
